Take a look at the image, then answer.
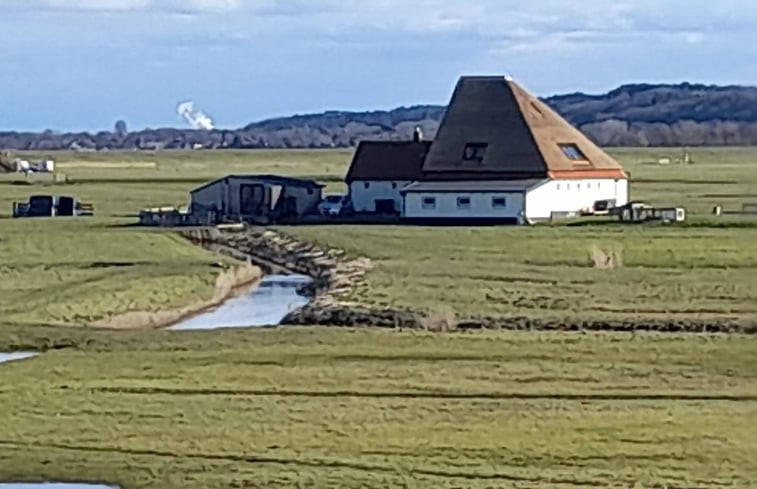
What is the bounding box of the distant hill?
[4,82,757,150]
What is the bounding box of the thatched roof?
[421,76,627,180]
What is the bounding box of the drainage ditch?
[0,484,118,489]
[169,274,313,331]
[0,352,39,364]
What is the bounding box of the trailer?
[12,195,94,218]
[611,201,686,223]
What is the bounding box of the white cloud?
[2,0,754,55]
[43,0,151,10]
[172,0,242,12]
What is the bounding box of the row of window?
[556,181,605,191]
[421,196,507,210]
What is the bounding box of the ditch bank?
[182,227,419,328]
[182,227,754,334]
[92,262,263,330]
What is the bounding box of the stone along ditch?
[169,274,313,331]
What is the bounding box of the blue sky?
[1,0,756,131]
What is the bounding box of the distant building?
[345,140,431,214]
[406,76,629,223]
[346,75,629,224]
[190,175,323,225]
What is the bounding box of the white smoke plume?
[177,100,215,130]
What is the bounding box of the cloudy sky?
[1,0,756,131]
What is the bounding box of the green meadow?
[0,148,755,488]
[1,328,755,488]
[0,147,756,327]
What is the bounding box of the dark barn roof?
[346,141,432,182]
[191,174,324,194]
[421,76,627,181]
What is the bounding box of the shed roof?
[345,141,431,182]
[191,174,324,194]
[401,179,546,194]
[421,76,627,181]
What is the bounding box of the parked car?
[318,194,351,216]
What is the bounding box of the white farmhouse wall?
[525,178,629,221]
[615,178,629,205]
[350,181,410,213]
[403,192,525,220]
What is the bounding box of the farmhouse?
[398,76,629,223]
[190,175,323,224]
[345,139,431,214]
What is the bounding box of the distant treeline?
[4,82,757,150]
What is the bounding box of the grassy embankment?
[1,328,755,488]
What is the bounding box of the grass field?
[278,147,757,325]
[1,327,755,488]
[282,224,757,325]
[0,150,351,327]
[0,219,232,326]
[1,148,757,327]
[1,148,756,487]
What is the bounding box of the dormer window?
[559,143,588,161]
[462,143,488,163]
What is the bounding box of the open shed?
[190,175,324,224]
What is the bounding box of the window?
[492,197,507,208]
[364,182,370,189]
[462,143,488,163]
[422,197,436,209]
[556,183,561,191]
[391,182,398,189]
[457,196,471,209]
[567,183,571,191]
[577,183,581,191]
[559,143,588,161]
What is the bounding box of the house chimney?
[413,126,423,143]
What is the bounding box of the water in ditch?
[0,485,118,489]
[170,274,313,331]
[0,352,39,364]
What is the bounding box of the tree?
[114,120,128,137]
[0,151,13,172]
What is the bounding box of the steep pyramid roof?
[421,76,627,180]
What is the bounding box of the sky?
[1,0,757,131]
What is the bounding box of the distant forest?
[4,82,757,150]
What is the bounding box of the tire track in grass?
[0,439,664,488]
[87,386,757,402]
